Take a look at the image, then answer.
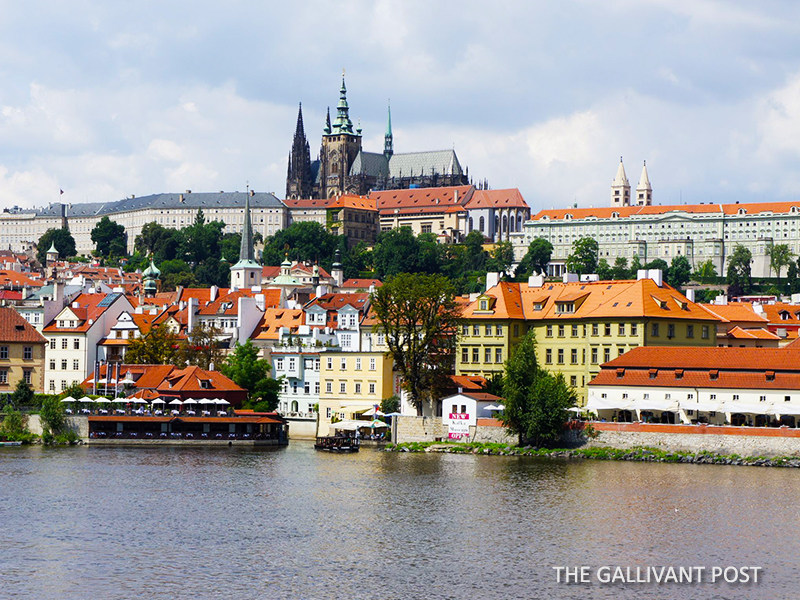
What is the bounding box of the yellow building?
[0,307,47,393]
[317,350,397,436]
[457,274,723,404]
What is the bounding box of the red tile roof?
[0,270,43,288]
[723,326,780,341]
[341,278,382,290]
[42,293,128,333]
[464,188,529,210]
[0,307,47,344]
[370,185,474,216]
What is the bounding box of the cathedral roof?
[350,151,389,178]
[349,149,464,180]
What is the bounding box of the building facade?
[0,307,47,393]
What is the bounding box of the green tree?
[788,258,800,294]
[726,244,752,296]
[126,324,180,365]
[372,273,462,415]
[611,257,630,280]
[769,243,794,290]
[643,258,669,273]
[0,407,32,442]
[39,394,65,436]
[596,259,612,280]
[91,216,127,257]
[380,395,400,414]
[180,209,225,265]
[61,382,85,401]
[565,237,599,275]
[372,227,421,278]
[9,379,34,409]
[37,228,77,264]
[221,232,242,264]
[135,222,169,256]
[499,330,577,446]
[692,259,718,284]
[515,238,553,281]
[630,254,643,275]
[667,255,692,289]
[462,230,488,272]
[177,323,225,370]
[262,221,344,272]
[221,340,280,411]
[487,241,515,275]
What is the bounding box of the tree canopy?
[91,216,127,258]
[667,255,692,289]
[261,221,348,276]
[726,244,752,296]
[125,324,180,365]
[371,272,461,415]
[565,237,599,275]
[37,228,76,264]
[515,238,553,280]
[769,243,794,290]
[220,340,280,411]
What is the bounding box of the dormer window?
[480,300,488,311]
[780,311,790,321]
[555,302,575,314]
[200,379,210,389]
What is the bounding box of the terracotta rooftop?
[533,200,800,222]
[464,188,529,210]
[42,292,129,333]
[0,306,47,344]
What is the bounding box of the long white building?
[0,191,288,256]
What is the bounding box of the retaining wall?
[26,415,88,439]
[395,416,515,445]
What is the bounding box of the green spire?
[239,190,255,263]
[323,107,331,135]
[331,70,355,135]
[384,101,393,158]
[47,241,58,255]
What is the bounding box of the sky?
[3,0,800,213]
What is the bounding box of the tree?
[596,258,612,280]
[262,221,344,272]
[499,330,577,446]
[727,244,752,297]
[372,227,422,278]
[37,228,76,264]
[487,241,515,275]
[565,237,598,275]
[380,395,400,414]
[177,323,225,370]
[630,254,643,275]
[126,324,180,365]
[39,394,65,436]
[61,382,85,401]
[221,233,242,264]
[515,238,553,281]
[769,243,794,290]
[9,379,34,409]
[611,257,630,280]
[667,255,692,289]
[221,340,280,411]
[91,216,127,257]
[372,273,462,415]
[693,259,718,284]
[180,209,225,265]
[643,258,669,273]
[462,230,488,272]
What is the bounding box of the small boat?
[0,441,22,447]
[314,436,360,452]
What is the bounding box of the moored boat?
[314,436,360,452]
[0,441,22,447]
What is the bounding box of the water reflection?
[0,444,797,599]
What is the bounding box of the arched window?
[468,217,473,232]
[502,215,508,233]
[479,216,485,232]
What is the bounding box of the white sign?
[448,413,470,440]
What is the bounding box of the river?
[0,443,797,600]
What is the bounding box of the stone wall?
[584,430,800,457]
[26,414,88,439]
[284,417,317,440]
[394,416,515,445]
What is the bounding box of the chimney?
[454,189,458,204]
[485,272,501,290]
[210,285,218,302]
[528,275,545,288]
[255,293,265,311]
[188,297,199,332]
[562,273,579,283]
[72,301,80,309]
[316,284,329,298]
[685,289,695,302]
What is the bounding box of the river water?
[1,443,797,600]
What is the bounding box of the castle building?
[286,73,469,200]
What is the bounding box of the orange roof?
[341,278,382,289]
[0,307,47,344]
[327,194,376,210]
[601,346,800,371]
[43,293,129,333]
[724,326,781,340]
[0,270,43,288]
[161,365,244,393]
[175,287,230,304]
[252,308,304,340]
[283,198,333,209]
[197,288,281,316]
[462,282,525,320]
[699,303,768,325]
[450,375,487,391]
[370,185,474,215]
[533,200,800,222]
[758,303,800,325]
[262,263,332,280]
[464,188,529,210]
[131,313,158,335]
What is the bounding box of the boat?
[0,441,22,447]
[314,436,360,452]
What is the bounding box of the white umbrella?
[566,407,583,413]
[97,378,108,384]
[112,398,129,404]
[78,396,94,403]
[168,399,183,406]
[131,398,148,404]
[183,399,198,405]
[363,407,385,417]
[92,397,109,404]
[151,399,166,405]
[60,396,76,403]
[484,404,505,411]
[214,399,230,405]
[198,399,214,405]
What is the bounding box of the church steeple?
[323,107,331,135]
[230,187,262,290]
[636,160,652,205]
[611,156,631,207]
[286,103,313,199]
[384,101,393,158]
[331,70,356,136]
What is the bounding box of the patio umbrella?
[60,396,76,403]
[151,399,166,405]
[384,412,402,417]
[131,398,148,404]
[168,399,183,406]
[214,399,230,405]
[112,398,129,404]
[183,399,198,405]
[92,397,109,404]
[484,404,504,411]
[97,378,107,384]
[363,407,385,417]
[119,371,136,385]
[566,407,583,413]
[368,419,389,428]
[198,399,213,405]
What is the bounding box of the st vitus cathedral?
[286,73,470,199]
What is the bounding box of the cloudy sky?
[3,0,800,213]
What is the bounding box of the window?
[591,348,598,364]
[61,359,67,370]
[473,325,480,336]
[288,358,296,370]
[49,359,55,370]
[462,348,469,363]
[686,325,694,339]
[557,349,564,364]
[710,394,716,400]
[61,380,66,391]
[570,376,577,387]
[604,324,611,336]
[355,358,361,370]
[340,358,347,371]
[592,324,599,336]
[759,395,767,402]
[786,396,791,403]
[485,325,492,336]
[327,357,333,370]
[472,348,479,363]
[276,359,284,371]
[369,383,376,395]
[355,383,362,394]
[496,324,503,336]
[369,358,376,371]
[618,324,625,336]
[667,324,675,339]
[23,346,32,360]
[558,325,565,338]
[462,325,469,336]
[73,360,79,371]
[326,382,332,393]
[0,346,7,360]
[74,339,80,350]
[618,347,624,357]
[665,393,671,400]
[643,393,649,400]
[546,325,553,338]
[604,348,611,363]
[304,382,310,394]
[485,348,492,363]
[49,379,55,391]
[49,339,56,350]
[571,325,579,338]
[62,339,68,350]
[340,334,352,348]
[495,348,502,363]
[326,407,331,418]
[701,325,710,340]
[339,382,346,394]
[545,349,552,364]
[733,394,740,400]
[0,370,6,384]
[315,359,320,371]
[513,324,520,337]
[631,323,638,336]
[651,323,660,337]
[314,382,320,394]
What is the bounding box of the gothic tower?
[636,160,652,206]
[318,72,362,198]
[286,103,314,199]
[610,157,631,207]
[384,101,393,158]
[230,188,262,290]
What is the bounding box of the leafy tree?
[39,394,65,435]
[380,395,400,414]
[0,407,32,442]
[126,324,180,365]
[194,257,231,288]
[91,216,127,257]
[135,222,168,256]
[61,382,85,401]
[10,379,34,409]
[692,259,718,284]
[37,228,76,264]
[667,255,692,289]
[726,244,752,297]
[180,210,225,265]
[596,258,612,280]
[769,243,794,290]
[515,238,553,281]
[630,254,643,275]
[372,227,421,278]
[611,257,630,280]
[221,340,280,411]
[221,233,242,264]
[487,241,515,275]
[788,258,800,295]
[643,258,669,273]
[462,230,488,272]
[499,330,577,446]
[417,233,446,275]
[565,237,598,275]
[262,221,345,273]
[177,323,225,370]
[372,273,462,415]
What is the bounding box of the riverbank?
[385,441,800,468]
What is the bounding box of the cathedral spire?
[611,156,631,207]
[286,102,313,199]
[239,187,255,263]
[636,160,652,205]
[384,100,393,158]
[324,107,331,135]
[332,70,355,135]
[230,186,261,289]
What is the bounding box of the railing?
[89,431,277,441]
